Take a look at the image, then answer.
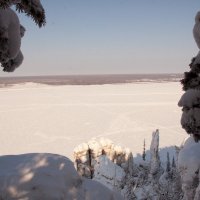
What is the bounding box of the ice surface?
[0,82,185,161]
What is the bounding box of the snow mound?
[178,136,200,199]
[0,153,122,200]
[178,89,200,139]
[181,107,200,135]
[178,89,200,108]
[93,155,125,190]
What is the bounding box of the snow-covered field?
[0,82,185,160]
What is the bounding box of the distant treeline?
[0,74,183,86]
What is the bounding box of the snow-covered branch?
[0,0,45,72]
[0,0,45,27]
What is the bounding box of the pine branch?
[0,0,21,8]
[16,0,46,27]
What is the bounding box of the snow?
[0,0,45,72]
[74,138,135,199]
[93,155,125,190]
[193,11,200,65]
[149,130,161,176]
[178,136,200,175]
[194,11,200,50]
[178,136,200,199]
[0,7,23,72]
[0,153,122,200]
[82,178,122,200]
[0,82,185,161]
[178,89,200,108]
[179,89,200,136]
[181,107,200,133]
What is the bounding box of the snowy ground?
[0,82,185,161]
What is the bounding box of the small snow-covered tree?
[0,0,45,72]
[149,129,161,178]
[166,152,171,173]
[172,156,176,169]
[142,139,146,161]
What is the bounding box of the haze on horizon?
[1,0,200,77]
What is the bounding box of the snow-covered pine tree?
[179,11,200,142]
[178,11,200,199]
[0,0,45,72]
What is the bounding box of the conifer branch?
[16,0,46,27]
[0,0,21,8]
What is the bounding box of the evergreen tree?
[172,156,176,169]
[179,11,200,142]
[0,0,45,72]
[142,139,146,161]
[166,152,170,173]
[178,11,200,199]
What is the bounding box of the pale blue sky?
[3,0,200,76]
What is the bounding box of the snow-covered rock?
[178,136,200,200]
[0,153,123,200]
[74,138,134,199]
[74,134,184,200]
[74,138,133,179]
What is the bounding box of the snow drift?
[0,153,122,200]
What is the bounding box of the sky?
[2,0,200,76]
